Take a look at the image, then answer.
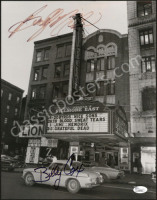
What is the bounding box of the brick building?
[127,1,156,174]
[24,33,73,118]
[23,23,131,171]
[81,29,130,121]
[1,79,24,154]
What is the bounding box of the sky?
[2,1,128,96]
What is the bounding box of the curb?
[103,179,156,189]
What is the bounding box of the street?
[1,172,156,199]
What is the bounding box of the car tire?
[67,179,80,194]
[24,173,35,186]
[101,174,109,181]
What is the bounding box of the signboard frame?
[46,107,111,135]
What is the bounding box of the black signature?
[33,154,85,189]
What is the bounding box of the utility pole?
[68,13,83,100]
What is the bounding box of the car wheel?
[24,173,35,186]
[67,179,80,194]
[101,174,109,181]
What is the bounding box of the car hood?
[89,166,119,173]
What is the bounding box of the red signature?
[8,5,102,42]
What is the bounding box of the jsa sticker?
[133,186,148,194]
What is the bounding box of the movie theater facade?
[22,29,131,171]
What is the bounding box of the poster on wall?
[119,147,130,171]
[25,146,40,164]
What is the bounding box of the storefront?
[130,137,156,174]
[20,100,130,171]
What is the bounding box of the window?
[107,80,115,95]
[139,29,154,47]
[36,51,42,62]
[4,118,8,124]
[31,88,37,99]
[137,1,152,17]
[1,89,3,97]
[8,93,12,100]
[55,65,61,78]
[142,88,156,111]
[97,58,105,71]
[39,86,46,99]
[64,64,70,77]
[17,97,20,103]
[96,81,104,96]
[42,67,48,79]
[141,56,155,72]
[44,49,49,60]
[57,46,63,58]
[15,108,18,116]
[34,69,40,81]
[53,85,60,98]
[62,83,68,97]
[65,44,72,56]
[87,60,94,72]
[7,105,10,113]
[107,56,115,70]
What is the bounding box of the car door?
[43,163,63,188]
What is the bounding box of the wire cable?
[81,16,100,30]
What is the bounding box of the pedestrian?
[137,157,142,175]
[99,155,106,166]
[110,156,115,168]
[52,156,57,162]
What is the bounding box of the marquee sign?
[47,112,109,133]
[19,125,44,137]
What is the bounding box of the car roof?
[53,160,81,164]
[53,160,68,164]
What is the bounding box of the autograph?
[8,5,102,42]
[33,154,85,189]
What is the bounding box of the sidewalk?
[108,173,156,189]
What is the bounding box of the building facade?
[127,1,156,174]
[25,33,73,118]
[81,29,130,121]
[23,25,131,171]
[1,79,24,154]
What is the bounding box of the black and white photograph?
[1,1,156,199]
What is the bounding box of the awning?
[44,133,129,147]
[129,137,156,146]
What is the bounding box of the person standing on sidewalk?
[137,157,142,175]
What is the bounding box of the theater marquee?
[47,112,109,133]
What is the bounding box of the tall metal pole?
[68,16,77,100]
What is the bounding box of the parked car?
[83,161,125,180]
[22,160,104,194]
[1,154,16,171]
[13,155,26,168]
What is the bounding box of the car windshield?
[72,162,85,169]
[95,163,110,168]
[83,161,110,168]
[49,163,70,171]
